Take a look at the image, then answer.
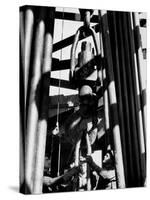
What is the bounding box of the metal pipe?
[133,12,146,151]
[25,10,45,193]
[86,133,92,191]
[19,9,25,192]
[121,13,141,186]
[130,13,146,154]
[70,29,80,80]
[128,13,146,185]
[33,34,54,194]
[20,10,25,70]
[98,12,110,146]
[116,12,135,186]
[99,10,125,188]
[108,12,128,185]
[25,8,34,105]
[32,8,55,194]
[103,68,110,140]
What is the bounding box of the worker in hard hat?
[64,85,104,163]
[86,150,117,190]
[78,85,97,118]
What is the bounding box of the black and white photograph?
[19,5,147,195]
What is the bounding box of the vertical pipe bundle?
[105,11,146,187]
[107,11,129,185]
[111,12,135,187]
[20,6,55,194]
[99,10,126,188]
[127,12,146,185]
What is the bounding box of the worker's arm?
[43,166,80,186]
[86,155,102,174]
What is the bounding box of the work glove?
[86,155,102,173]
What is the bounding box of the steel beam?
[55,11,98,22]
[52,58,71,71]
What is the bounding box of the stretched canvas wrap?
[19,5,147,194]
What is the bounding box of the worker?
[63,84,105,190]
[86,150,117,189]
[64,85,102,147]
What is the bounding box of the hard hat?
[79,85,94,96]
